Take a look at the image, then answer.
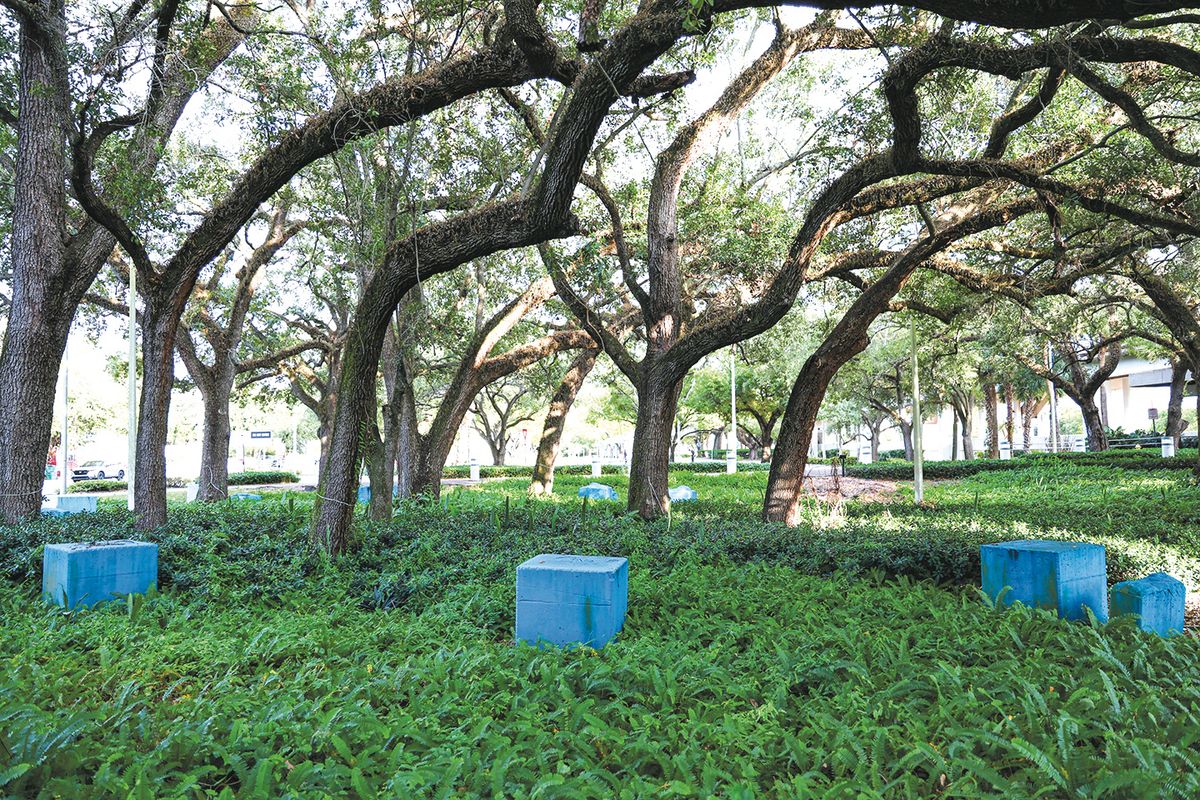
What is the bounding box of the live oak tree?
[0,0,253,523]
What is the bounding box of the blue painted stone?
[516,554,629,648]
[577,482,618,501]
[230,493,262,501]
[1111,572,1186,636]
[42,540,158,609]
[668,485,698,502]
[53,495,98,514]
[980,540,1108,622]
[41,508,70,518]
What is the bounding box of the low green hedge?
[849,450,1199,480]
[228,469,299,485]
[67,477,191,493]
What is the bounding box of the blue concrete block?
[1111,572,1186,636]
[980,540,1108,622]
[230,493,262,501]
[41,508,70,518]
[54,495,98,514]
[42,540,158,609]
[356,485,400,504]
[516,554,629,648]
[668,485,698,502]
[577,482,618,501]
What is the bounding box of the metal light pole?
[726,346,737,474]
[127,266,137,511]
[911,318,924,504]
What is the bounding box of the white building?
[814,358,1196,460]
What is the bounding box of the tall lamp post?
[60,338,69,495]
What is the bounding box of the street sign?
[250,431,272,440]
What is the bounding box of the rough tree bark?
[530,349,598,494]
[0,5,248,523]
[0,2,68,523]
[1165,357,1189,447]
[982,378,1000,458]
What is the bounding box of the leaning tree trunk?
[197,383,233,501]
[0,11,69,524]
[763,351,853,525]
[627,372,684,519]
[530,351,597,494]
[1165,359,1188,447]
[133,304,184,530]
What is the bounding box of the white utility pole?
[911,318,924,504]
[127,266,137,511]
[1046,342,1058,453]
[726,346,737,474]
[60,338,69,495]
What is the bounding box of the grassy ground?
[2,463,1199,797]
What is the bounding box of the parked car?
[72,460,125,481]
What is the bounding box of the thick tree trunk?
[956,402,976,459]
[899,419,914,461]
[1077,395,1108,451]
[763,351,852,525]
[982,381,1000,458]
[627,373,684,519]
[951,412,959,460]
[395,385,418,499]
[134,306,180,530]
[197,385,232,501]
[1165,359,1188,447]
[529,351,597,495]
[0,11,69,524]
[0,316,69,522]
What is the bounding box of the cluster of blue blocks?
[981,540,1186,636]
[356,485,400,504]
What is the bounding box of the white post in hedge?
[727,345,737,474]
[126,262,137,511]
[911,318,924,504]
[1161,437,1176,458]
[591,449,601,478]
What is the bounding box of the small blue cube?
[42,540,158,609]
[52,495,99,514]
[981,540,1108,622]
[1111,573,1186,637]
[578,483,618,501]
[230,493,262,501]
[668,485,698,502]
[516,554,628,648]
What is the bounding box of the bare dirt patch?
[802,475,899,504]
